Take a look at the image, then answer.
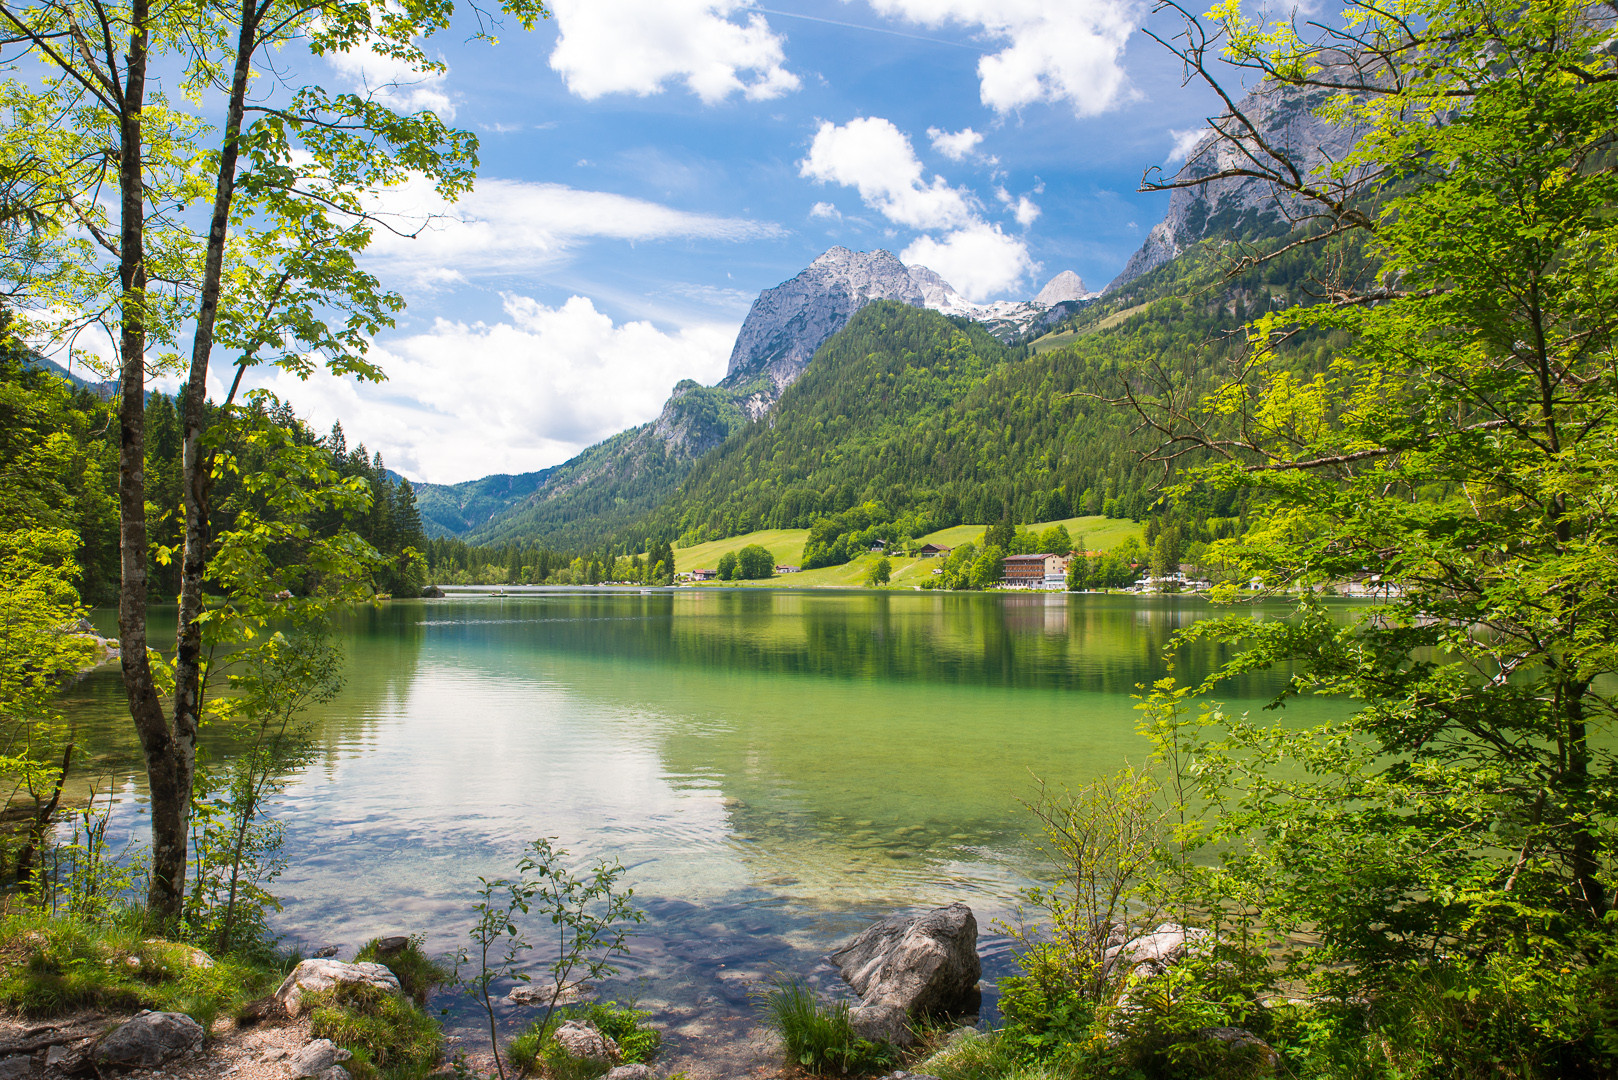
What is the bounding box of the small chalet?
[775,564,801,574]
[690,568,718,581]
[1001,553,1071,589]
[916,543,952,558]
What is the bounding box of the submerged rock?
[508,981,592,1007]
[276,958,402,1016]
[94,1010,204,1068]
[829,902,981,1017]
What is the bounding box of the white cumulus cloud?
[800,117,976,231]
[248,294,737,483]
[549,0,799,103]
[1167,127,1212,164]
[364,175,784,286]
[928,126,985,161]
[809,201,843,221]
[327,45,455,117]
[902,223,1037,302]
[801,117,1036,300]
[861,0,1140,117]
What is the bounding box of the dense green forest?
[616,232,1352,563]
[0,317,430,604]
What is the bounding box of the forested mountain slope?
[638,233,1338,547]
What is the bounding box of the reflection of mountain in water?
[397,590,1290,697]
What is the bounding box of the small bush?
[507,1000,662,1077]
[306,981,443,1079]
[355,935,450,1005]
[759,978,897,1075]
[911,1028,1069,1080]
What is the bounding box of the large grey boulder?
[276,958,402,1016]
[94,1010,204,1068]
[553,1019,619,1065]
[829,902,981,1017]
[849,1001,915,1047]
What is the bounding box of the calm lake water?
[68,590,1335,1047]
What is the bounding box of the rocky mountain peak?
[721,249,1093,418]
[1105,80,1361,294]
[1035,270,1091,306]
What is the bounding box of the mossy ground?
[0,910,282,1028]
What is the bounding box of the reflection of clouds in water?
[61,593,1343,1047]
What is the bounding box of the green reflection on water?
[69,591,1346,1027]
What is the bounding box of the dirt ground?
[0,1008,792,1079]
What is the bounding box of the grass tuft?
[0,910,278,1026]
[306,980,443,1080]
[759,977,897,1075]
[354,935,450,1005]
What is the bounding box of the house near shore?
[690,568,718,581]
[1001,553,1071,589]
[775,564,800,574]
[916,543,952,558]
[1132,570,1211,593]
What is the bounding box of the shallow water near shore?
[66,590,1340,1058]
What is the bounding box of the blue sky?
[245,0,1230,483]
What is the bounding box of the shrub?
[306,980,443,1079]
[759,978,896,1074]
[507,1001,662,1078]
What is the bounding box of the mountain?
[720,247,1088,419]
[1105,80,1360,293]
[417,253,1091,541]
[417,379,746,548]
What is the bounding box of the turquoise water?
[69,590,1336,1043]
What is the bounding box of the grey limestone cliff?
[1105,81,1361,294]
[719,247,960,418]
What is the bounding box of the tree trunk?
[163,0,260,926]
[106,0,187,928]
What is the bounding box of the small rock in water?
[507,982,592,1007]
[605,1066,654,1080]
[313,945,341,958]
[0,1054,33,1080]
[372,936,412,958]
[830,903,982,1017]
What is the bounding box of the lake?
[67,589,1332,1059]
